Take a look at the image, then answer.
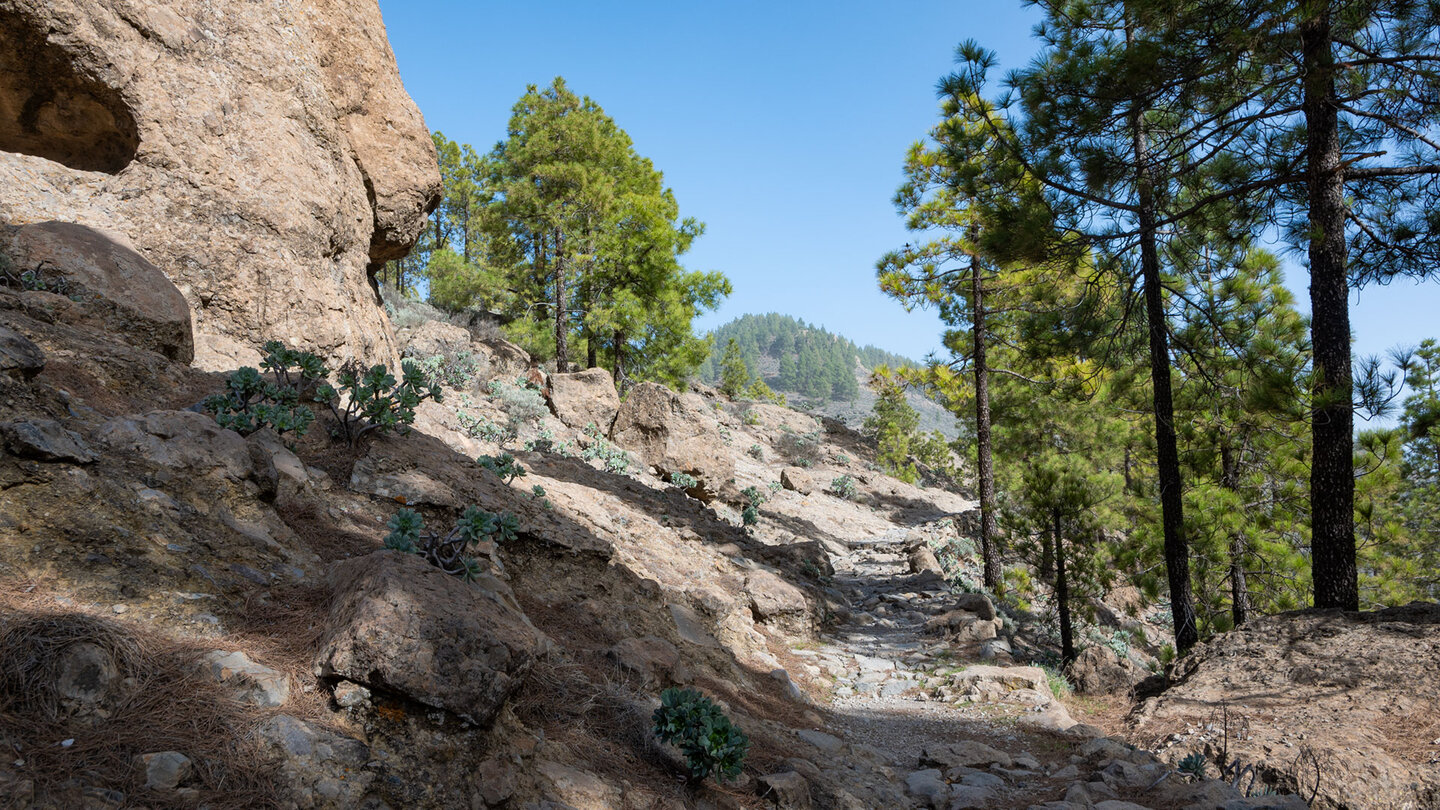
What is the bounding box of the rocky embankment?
[0,257,1312,808]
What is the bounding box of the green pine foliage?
[385,80,729,388]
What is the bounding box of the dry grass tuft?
[0,611,142,718]
[0,583,288,809]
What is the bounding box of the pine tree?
[718,338,751,398]
[864,370,921,483]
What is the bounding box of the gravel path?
[785,527,1098,808]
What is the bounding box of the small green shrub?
[383,506,519,581]
[741,504,760,527]
[747,443,764,460]
[0,255,78,297]
[410,350,480,390]
[829,475,857,500]
[203,341,324,438]
[1178,752,1207,779]
[767,481,782,494]
[317,359,441,446]
[581,422,631,474]
[1041,664,1072,698]
[478,452,526,484]
[670,472,699,491]
[740,486,766,508]
[456,394,513,444]
[1159,643,1176,666]
[775,429,822,465]
[652,688,749,783]
[487,379,547,435]
[742,409,761,426]
[524,427,557,453]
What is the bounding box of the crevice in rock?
[0,10,139,173]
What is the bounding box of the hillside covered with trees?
[695,313,960,436]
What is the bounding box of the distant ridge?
[697,313,959,438]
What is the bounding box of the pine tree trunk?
[1132,99,1199,653]
[1040,529,1055,584]
[1055,510,1074,668]
[972,263,1001,591]
[612,329,626,392]
[553,228,569,373]
[1221,443,1250,628]
[1302,7,1358,611]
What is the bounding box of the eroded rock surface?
[0,0,439,368]
[611,381,734,501]
[316,550,546,727]
[1129,603,1440,810]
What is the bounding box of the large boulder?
[547,367,621,432]
[315,551,546,727]
[610,382,734,500]
[0,0,439,369]
[3,222,192,361]
[1069,645,1146,696]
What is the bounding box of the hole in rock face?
[0,10,139,173]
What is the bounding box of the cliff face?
[0,0,440,369]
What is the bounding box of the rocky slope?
[1128,604,1440,810]
[0,263,1313,808]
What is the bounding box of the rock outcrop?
[0,0,440,369]
[611,381,734,501]
[547,367,621,433]
[1128,603,1440,810]
[316,550,546,727]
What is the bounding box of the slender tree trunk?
[1302,8,1357,611]
[1221,443,1250,628]
[553,227,569,373]
[1054,510,1074,668]
[971,263,1001,591]
[612,329,626,391]
[1040,529,1055,584]
[1132,99,1199,653]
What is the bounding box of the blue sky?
[377,0,1440,390]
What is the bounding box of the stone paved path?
[760,526,1284,809]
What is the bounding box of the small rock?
[0,420,97,463]
[111,605,127,614]
[476,757,517,807]
[1050,764,1080,781]
[55,642,119,707]
[796,729,844,755]
[905,769,950,809]
[0,326,44,379]
[203,650,290,707]
[919,740,1013,770]
[332,680,371,709]
[138,751,191,790]
[961,772,1004,789]
[757,771,811,809]
[947,785,995,810]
